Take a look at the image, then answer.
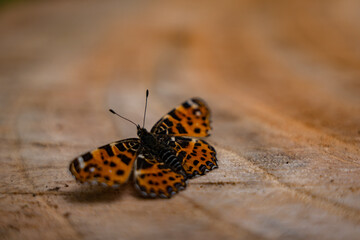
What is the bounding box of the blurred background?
[1,0,359,239]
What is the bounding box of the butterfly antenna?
[142,89,149,128]
[109,109,138,127]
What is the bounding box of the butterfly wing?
[167,137,218,178]
[151,98,211,137]
[69,138,140,187]
[134,153,187,198]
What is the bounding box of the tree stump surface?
[0,1,359,239]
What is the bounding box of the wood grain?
[0,1,359,239]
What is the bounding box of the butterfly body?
[138,127,186,176]
[69,97,218,198]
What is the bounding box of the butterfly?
[69,90,218,198]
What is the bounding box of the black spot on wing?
[182,102,191,109]
[70,160,80,172]
[167,128,175,134]
[206,161,214,167]
[169,109,181,121]
[82,152,93,162]
[99,144,114,157]
[137,157,154,170]
[177,151,187,161]
[115,142,126,152]
[163,118,174,127]
[178,140,189,148]
[176,123,188,134]
[199,165,206,173]
[118,154,132,165]
[83,164,92,172]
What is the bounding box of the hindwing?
[134,153,186,198]
[166,137,218,178]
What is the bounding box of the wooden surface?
[1,1,360,239]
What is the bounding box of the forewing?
[151,98,211,137]
[69,138,140,187]
[169,137,218,178]
[134,153,186,198]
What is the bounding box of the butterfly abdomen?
[158,148,183,174]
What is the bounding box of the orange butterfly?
[69,90,218,198]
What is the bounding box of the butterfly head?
[137,126,147,138]
[137,127,158,151]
